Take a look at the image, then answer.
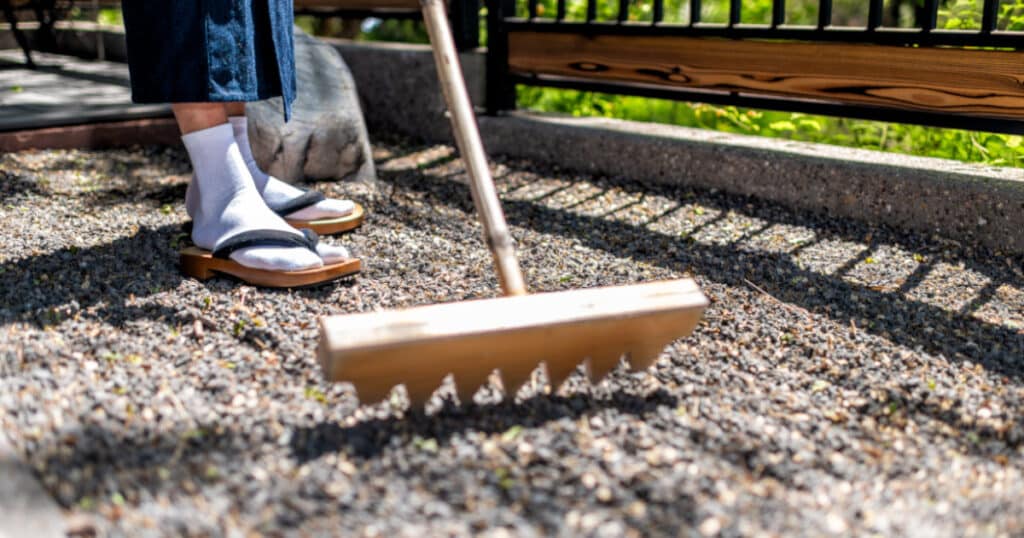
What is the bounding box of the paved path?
[0,49,170,132]
[0,414,65,538]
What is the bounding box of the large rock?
[247,28,375,184]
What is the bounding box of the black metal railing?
[484,0,1024,133]
[494,0,1022,46]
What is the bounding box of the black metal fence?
[484,0,1024,134]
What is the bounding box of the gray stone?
[329,40,487,144]
[247,29,375,184]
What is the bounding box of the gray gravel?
[1,141,1023,537]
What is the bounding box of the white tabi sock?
[228,116,356,221]
[181,124,327,272]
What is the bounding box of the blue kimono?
[121,0,296,120]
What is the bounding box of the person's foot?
[228,115,356,221]
[182,124,350,271]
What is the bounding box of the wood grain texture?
[319,279,708,405]
[508,32,1024,119]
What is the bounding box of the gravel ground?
[1,141,1023,537]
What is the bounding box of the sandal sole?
[180,247,361,288]
[284,203,366,235]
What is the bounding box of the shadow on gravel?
[291,388,680,461]
[0,224,188,327]
[80,181,189,209]
[0,170,47,202]
[379,165,1024,384]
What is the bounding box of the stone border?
[0,117,180,152]
[479,113,1024,255]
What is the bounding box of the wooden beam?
[508,32,1024,119]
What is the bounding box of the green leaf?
[501,425,523,442]
[797,119,822,132]
[769,120,797,131]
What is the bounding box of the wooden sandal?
[272,191,366,235]
[180,229,361,288]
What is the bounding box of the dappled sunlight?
[904,262,995,315]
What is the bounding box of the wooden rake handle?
[419,0,528,297]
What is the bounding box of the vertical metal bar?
[729,0,740,25]
[587,0,597,21]
[485,0,516,114]
[920,0,938,31]
[452,0,481,50]
[867,0,883,29]
[557,0,567,20]
[93,0,105,60]
[690,0,701,25]
[772,0,785,27]
[653,0,664,23]
[618,0,629,21]
[817,0,832,28]
[981,0,999,33]
[528,0,538,18]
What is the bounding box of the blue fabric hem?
[130,91,288,104]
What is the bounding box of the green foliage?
[359,19,430,44]
[517,86,1024,167]
[516,0,864,24]
[938,0,1024,30]
[97,8,123,26]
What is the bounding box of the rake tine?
[544,358,581,394]
[497,362,541,400]
[626,342,668,370]
[351,380,396,406]
[585,350,626,383]
[403,372,447,407]
[453,368,496,405]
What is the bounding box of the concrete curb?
[479,112,1024,255]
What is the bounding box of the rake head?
[318,278,707,407]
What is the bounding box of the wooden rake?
[317,0,708,406]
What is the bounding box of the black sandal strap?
[268,190,326,217]
[212,229,320,260]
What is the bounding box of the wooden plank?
[508,32,1024,119]
[293,0,420,10]
[319,279,707,404]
